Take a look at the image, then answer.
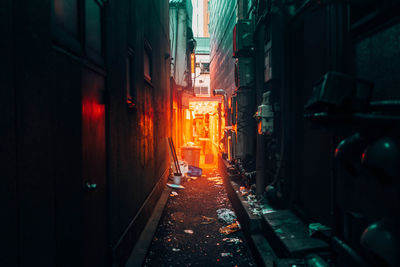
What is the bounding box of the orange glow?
[139,93,154,167]
[179,100,223,169]
[191,53,195,74]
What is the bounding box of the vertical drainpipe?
[255,15,266,196]
[174,7,179,80]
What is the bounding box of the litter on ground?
[219,221,241,235]
[216,208,237,224]
[222,238,243,244]
[201,216,215,224]
[167,183,185,189]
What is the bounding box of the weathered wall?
[209,0,237,96]
[106,0,171,264]
[354,23,400,101]
[253,1,400,262]
[1,0,171,266]
[0,0,18,266]
[170,0,193,88]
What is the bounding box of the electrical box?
[256,91,274,135]
[233,20,253,57]
[305,72,373,113]
[235,57,254,88]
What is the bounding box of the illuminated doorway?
[181,98,224,169]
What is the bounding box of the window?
[200,63,210,74]
[144,40,152,82]
[52,0,79,38]
[51,0,81,52]
[126,48,136,109]
[85,0,103,55]
[194,86,209,95]
[51,0,105,63]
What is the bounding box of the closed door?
[81,68,107,267]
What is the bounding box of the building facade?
[212,0,400,265]
[193,38,211,97]
[169,0,196,150]
[1,1,171,266]
[192,0,210,37]
[208,0,237,97]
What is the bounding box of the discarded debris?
[262,208,275,214]
[221,252,233,257]
[170,191,178,197]
[184,229,194,234]
[187,165,202,177]
[217,208,237,224]
[309,222,332,237]
[222,237,243,244]
[219,221,241,235]
[251,208,262,216]
[201,216,215,224]
[167,183,185,189]
[172,248,181,252]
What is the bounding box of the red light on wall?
[361,152,366,162]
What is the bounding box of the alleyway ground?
[142,168,256,266]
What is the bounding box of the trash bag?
[216,208,237,224]
[219,221,241,235]
[187,165,202,177]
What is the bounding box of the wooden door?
[81,68,107,267]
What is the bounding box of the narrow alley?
[141,169,255,266]
[2,0,400,267]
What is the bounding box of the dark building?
[1,0,171,266]
[212,0,400,266]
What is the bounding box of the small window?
[201,86,209,94]
[52,0,79,38]
[126,48,136,109]
[144,40,152,82]
[85,0,103,54]
[200,63,210,74]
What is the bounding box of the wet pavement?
[143,168,256,266]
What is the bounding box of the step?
[262,210,329,257]
[250,234,275,267]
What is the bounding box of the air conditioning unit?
[233,20,253,57]
[235,57,254,88]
